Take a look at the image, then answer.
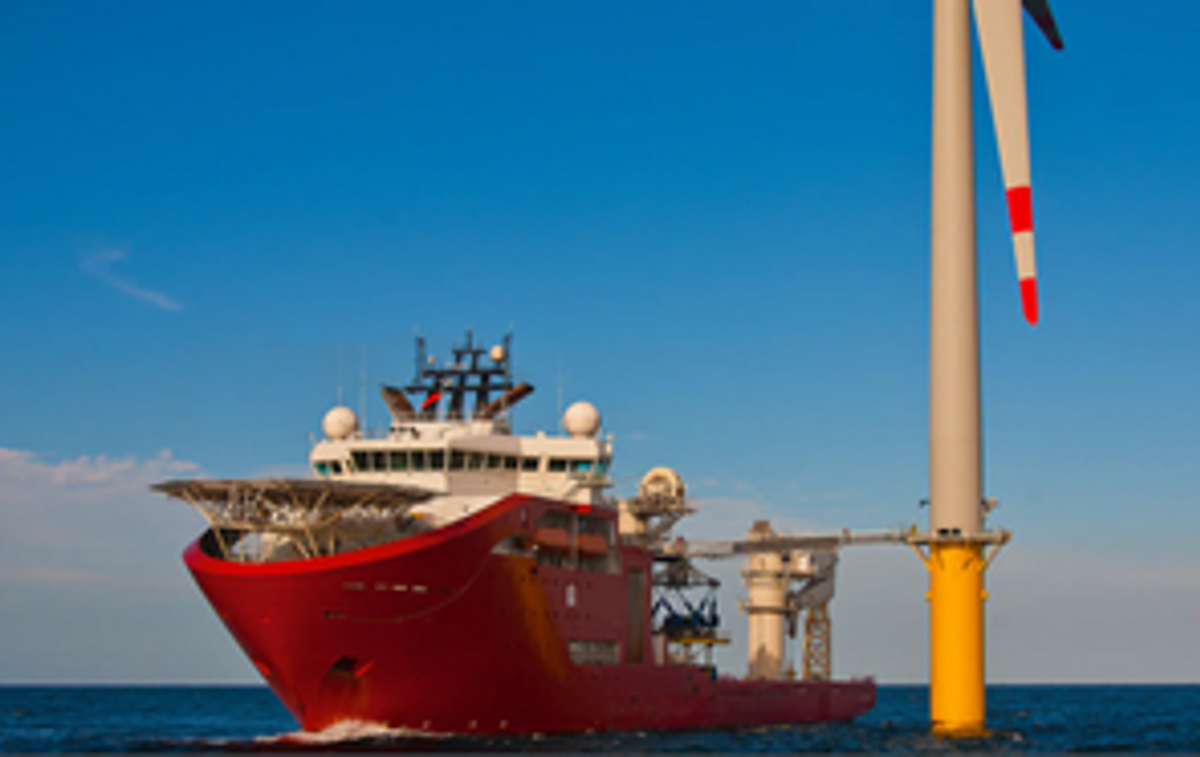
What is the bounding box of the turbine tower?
[911,0,1062,737]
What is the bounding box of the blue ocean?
[1,685,1197,752]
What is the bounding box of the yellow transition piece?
[924,541,989,738]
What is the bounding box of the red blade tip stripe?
[1020,278,1039,326]
[1006,186,1034,234]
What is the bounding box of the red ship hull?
[185,493,875,734]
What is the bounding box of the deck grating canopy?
[152,479,437,562]
[153,478,433,514]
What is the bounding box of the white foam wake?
[256,718,448,745]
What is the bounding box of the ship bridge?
[309,331,615,507]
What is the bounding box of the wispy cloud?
[0,446,205,579]
[0,446,256,683]
[80,248,183,311]
[0,447,199,498]
[0,445,205,593]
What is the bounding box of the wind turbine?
[907,0,1062,737]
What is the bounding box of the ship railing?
[566,469,614,488]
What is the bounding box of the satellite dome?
[562,401,601,439]
[322,406,359,440]
[490,344,506,363]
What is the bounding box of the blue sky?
[2,0,1199,684]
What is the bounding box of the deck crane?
[619,468,908,681]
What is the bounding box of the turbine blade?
[1022,0,1064,50]
[975,0,1039,325]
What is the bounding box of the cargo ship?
[155,332,878,735]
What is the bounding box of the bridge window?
[390,451,408,471]
[487,454,502,469]
[468,452,484,470]
[548,458,568,473]
[569,459,593,473]
[411,450,427,471]
[330,461,343,475]
[429,450,446,470]
[314,461,331,477]
[351,451,369,471]
[504,456,519,470]
[372,451,387,471]
[521,457,539,472]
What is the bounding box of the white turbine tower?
[910,0,1062,737]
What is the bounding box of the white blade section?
[974,0,1039,325]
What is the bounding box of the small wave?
[257,718,448,746]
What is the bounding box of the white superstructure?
[308,332,613,527]
[311,410,613,507]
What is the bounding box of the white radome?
[322,406,359,440]
[490,344,506,363]
[562,401,601,439]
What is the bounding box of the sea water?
[2,685,1198,752]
